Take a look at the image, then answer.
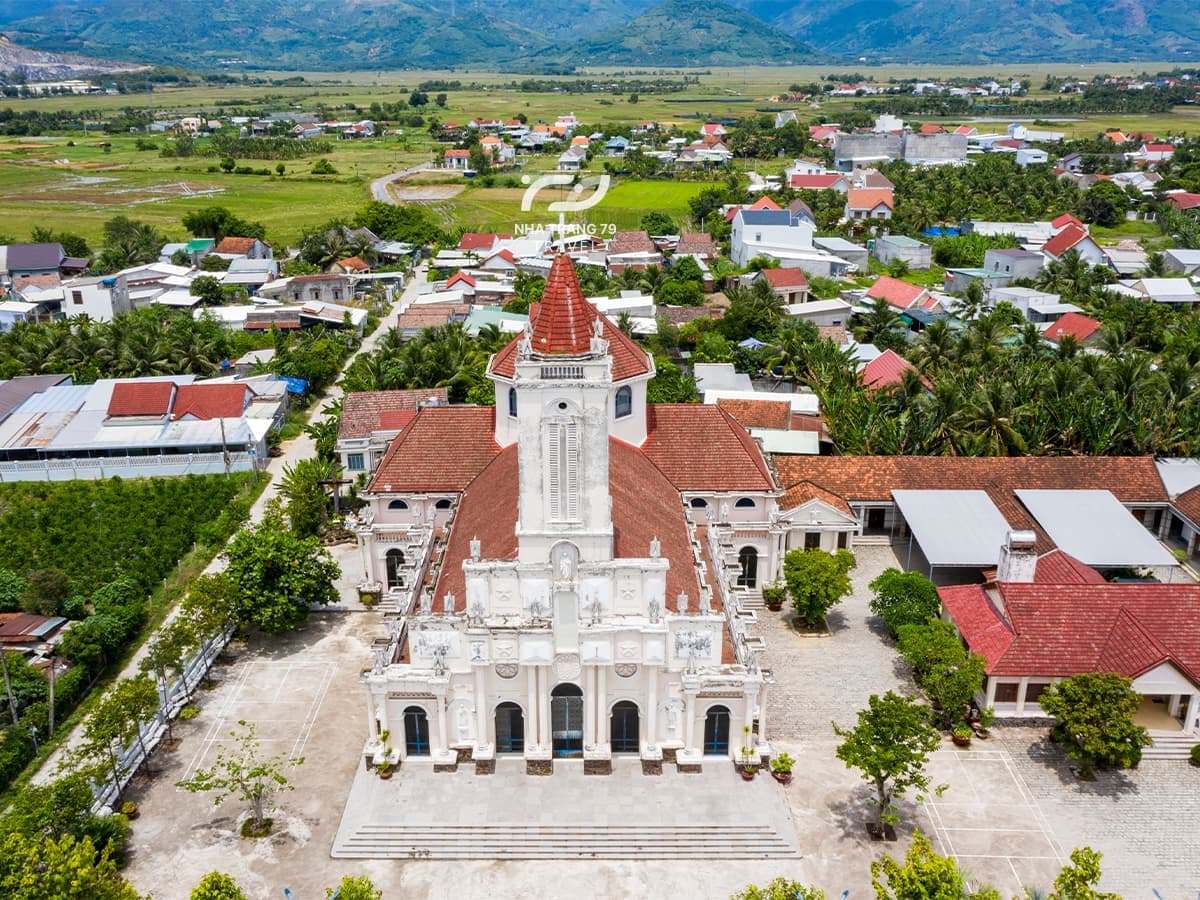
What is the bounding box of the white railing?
[0,452,256,483]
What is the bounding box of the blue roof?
[281,376,308,394]
[737,209,794,226]
[922,226,961,237]
[738,337,768,350]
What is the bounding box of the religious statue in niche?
[664,700,683,738]
[456,704,474,741]
[469,640,485,662]
[647,596,660,624]
[557,548,574,582]
[420,592,433,616]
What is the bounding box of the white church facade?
[351,255,783,774]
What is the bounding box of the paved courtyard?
[119,540,1200,898]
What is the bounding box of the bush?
[783,548,855,628]
[180,705,201,720]
[868,568,941,636]
[311,158,338,175]
[1191,744,1200,765]
[896,620,965,682]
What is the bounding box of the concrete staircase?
[333,823,801,859]
[1143,732,1198,761]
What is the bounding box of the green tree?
[326,875,383,900]
[181,206,265,242]
[0,569,26,611]
[641,211,676,235]
[223,513,340,633]
[833,691,944,830]
[871,830,1000,899]
[191,275,225,306]
[219,157,236,173]
[311,159,338,175]
[278,457,335,536]
[190,872,247,900]
[177,719,303,835]
[0,833,141,900]
[1049,847,1120,900]
[409,90,429,107]
[924,652,987,728]
[868,568,940,635]
[731,878,825,900]
[21,568,70,616]
[783,548,855,627]
[0,770,130,860]
[896,620,967,683]
[1038,673,1150,778]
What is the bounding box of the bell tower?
[507,255,615,564]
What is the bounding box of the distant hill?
[4,0,1200,69]
[554,0,815,67]
[730,0,1200,63]
[0,33,142,79]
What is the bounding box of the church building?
[353,255,778,774]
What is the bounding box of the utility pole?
[0,650,19,726]
[48,655,56,735]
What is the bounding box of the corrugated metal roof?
[893,489,1013,567]
[1015,489,1177,568]
[13,383,89,413]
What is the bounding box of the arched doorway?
[737,547,758,588]
[550,683,584,758]
[703,705,731,755]
[403,706,430,756]
[495,702,525,754]
[610,701,639,753]
[385,548,405,589]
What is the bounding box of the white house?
[730,209,815,267]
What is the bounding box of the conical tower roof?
[529,253,595,355]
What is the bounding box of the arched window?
[508,387,517,418]
[403,706,430,756]
[550,683,584,758]
[387,499,408,510]
[385,549,405,589]
[690,497,709,509]
[614,385,632,419]
[435,499,452,510]
[703,705,731,755]
[735,497,756,509]
[737,546,758,588]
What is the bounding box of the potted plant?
[952,724,972,747]
[120,801,140,820]
[762,583,786,612]
[1190,744,1200,768]
[973,706,995,740]
[739,726,758,779]
[376,760,393,780]
[769,752,794,785]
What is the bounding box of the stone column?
[366,689,378,740]
[596,665,608,747]
[1016,676,1030,715]
[436,696,449,755]
[984,677,997,709]
[474,666,488,747]
[684,691,696,751]
[527,665,539,750]
[755,685,768,746]
[646,666,658,748]
[742,689,755,758]
[585,665,596,748]
[538,667,551,748]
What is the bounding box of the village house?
[872,235,930,269]
[844,189,894,222]
[336,388,449,476]
[740,268,810,305]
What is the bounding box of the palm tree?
[852,298,905,348]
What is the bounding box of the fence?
[90,625,234,813]
[0,452,256,483]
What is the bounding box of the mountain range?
[1,0,1198,71]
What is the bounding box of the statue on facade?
[470,537,481,561]
[371,646,386,675]
[469,599,485,626]
[649,536,660,559]
[719,501,730,523]
[647,596,660,624]
[420,591,433,616]
[699,591,711,615]
[747,648,760,675]
[518,327,533,359]
[677,592,689,614]
[665,701,682,737]
[433,646,447,677]
[558,551,573,582]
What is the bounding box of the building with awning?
[892,490,1013,577]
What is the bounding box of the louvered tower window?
[546,418,579,522]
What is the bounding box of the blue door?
[551,684,583,758]
[495,702,525,754]
[403,706,430,756]
[703,705,731,755]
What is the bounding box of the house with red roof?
[1040,223,1108,268]
[330,256,371,275]
[458,233,500,254]
[859,349,929,392]
[214,237,272,260]
[444,148,470,170]
[788,173,849,193]
[355,255,775,774]
[1042,311,1102,345]
[1165,192,1200,211]
[335,388,448,475]
[741,267,810,304]
[939,534,1200,742]
[865,275,938,312]
[1135,142,1175,163]
[844,188,893,221]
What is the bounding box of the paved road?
[369,162,433,203]
[33,264,429,783]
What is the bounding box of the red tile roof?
[458,232,499,252]
[675,233,719,257]
[918,123,944,134]
[1166,192,1200,211]
[378,409,418,432]
[488,256,652,382]
[1173,484,1200,528]
[776,455,1167,553]
[485,248,518,266]
[369,406,500,492]
[446,272,476,289]
[1043,311,1101,343]
[1050,213,1085,231]
[860,349,921,390]
[431,439,703,615]
[1031,549,1107,585]
[107,381,175,417]
[1144,143,1175,153]
[759,268,809,289]
[608,231,657,256]
[336,256,370,272]
[171,384,249,420]
[779,480,853,516]
[642,404,775,492]
[943,581,1200,683]
[1040,223,1093,259]
[788,174,845,190]
[845,188,894,211]
[215,237,262,255]
[716,397,792,430]
[339,389,449,440]
[749,196,780,210]
[866,276,928,309]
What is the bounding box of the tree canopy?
[1039,673,1150,778]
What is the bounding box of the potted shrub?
[769,752,794,785]
[120,801,140,820]
[762,583,786,612]
[952,724,972,747]
[1191,744,1200,768]
[973,706,996,740]
[376,760,393,780]
[739,726,758,780]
